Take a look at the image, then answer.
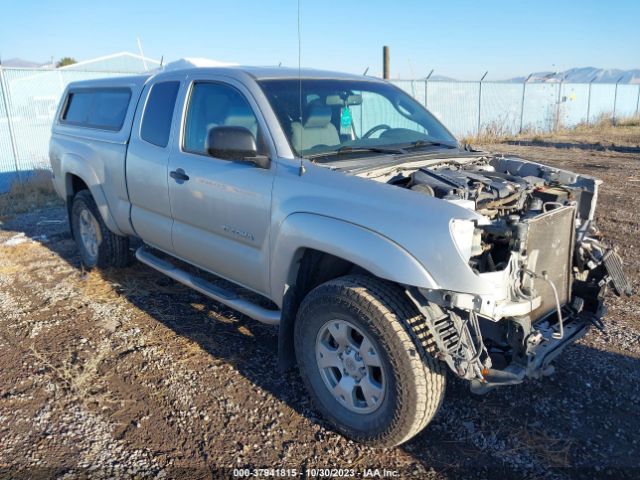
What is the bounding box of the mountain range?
[507,67,640,84]
[423,68,639,84]
[1,57,51,68]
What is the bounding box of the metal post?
[383,46,390,80]
[612,75,624,125]
[0,66,22,185]
[519,73,533,133]
[555,77,564,131]
[586,77,595,124]
[424,69,434,109]
[137,37,148,71]
[477,71,488,136]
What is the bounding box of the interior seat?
[223,105,259,138]
[187,93,228,152]
[290,105,340,153]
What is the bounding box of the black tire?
[294,274,445,447]
[70,190,131,269]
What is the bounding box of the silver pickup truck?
[49,66,631,447]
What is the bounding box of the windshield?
[258,78,458,159]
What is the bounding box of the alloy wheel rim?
[315,319,386,414]
[78,208,101,261]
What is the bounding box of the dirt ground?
[1,127,639,479]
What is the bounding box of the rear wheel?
[71,190,130,269]
[294,275,445,447]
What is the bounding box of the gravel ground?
[0,132,639,479]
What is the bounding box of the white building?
[59,51,161,73]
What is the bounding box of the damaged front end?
[385,154,633,392]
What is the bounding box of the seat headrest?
[224,105,256,125]
[304,105,332,128]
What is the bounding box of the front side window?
[258,79,457,159]
[141,81,180,147]
[61,88,131,131]
[183,82,259,156]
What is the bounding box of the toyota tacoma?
[49,66,631,446]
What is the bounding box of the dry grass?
[0,169,62,219]
[28,341,118,409]
[0,325,115,409]
[524,117,640,147]
[460,120,519,144]
[464,115,640,148]
[616,116,640,127]
[515,426,574,468]
[570,113,640,131]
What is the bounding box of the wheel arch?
[271,213,438,370]
[63,161,124,237]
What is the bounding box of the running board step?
[135,247,280,325]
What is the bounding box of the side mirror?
[206,126,270,169]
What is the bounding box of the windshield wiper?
[305,141,455,160]
[307,145,406,159]
[401,140,457,150]
[337,145,407,154]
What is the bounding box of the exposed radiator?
[524,206,576,320]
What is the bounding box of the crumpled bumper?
[470,288,609,395]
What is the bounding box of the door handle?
[170,169,190,183]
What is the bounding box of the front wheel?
[294,275,445,447]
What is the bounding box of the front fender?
[269,212,439,306]
[62,153,124,236]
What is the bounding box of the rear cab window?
[60,88,131,131]
[141,81,180,148]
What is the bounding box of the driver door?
[167,77,274,295]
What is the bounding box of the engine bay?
[365,154,599,276]
[385,155,595,221]
[352,153,631,389]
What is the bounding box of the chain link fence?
[1,66,639,192]
[393,78,640,139]
[0,67,135,191]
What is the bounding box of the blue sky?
[1,0,638,79]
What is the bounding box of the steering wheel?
[362,124,391,139]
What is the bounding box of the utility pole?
[383,46,390,80]
[477,71,488,136]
